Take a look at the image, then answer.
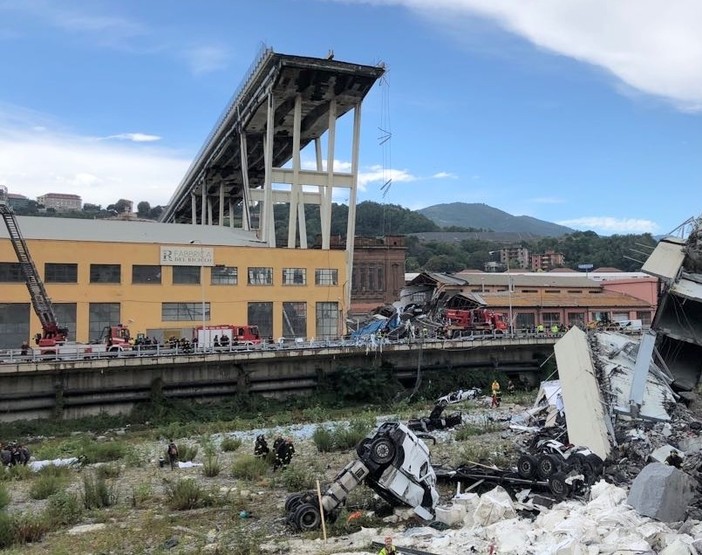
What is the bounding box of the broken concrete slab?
[554,327,613,460]
[472,486,516,526]
[627,463,696,522]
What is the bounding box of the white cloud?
[432,171,457,179]
[0,119,190,208]
[345,0,702,111]
[182,44,230,75]
[358,165,418,191]
[557,216,658,234]
[103,133,162,143]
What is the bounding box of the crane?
[0,187,69,347]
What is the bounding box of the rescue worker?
[20,341,29,356]
[166,440,179,470]
[491,379,501,408]
[254,434,270,458]
[507,379,515,394]
[536,323,544,334]
[272,437,295,470]
[378,536,397,555]
[550,323,560,335]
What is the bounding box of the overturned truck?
[285,422,439,531]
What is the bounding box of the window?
[0,303,30,349]
[282,268,306,285]
[248,267,272,285]
[89,303,120,342]
[567,290,583,294]
[173,266,201,284]
[132,265,161,284]
[637,311,652,326]
[54,303,77,341]
[45,263,77,283]
[520,289,538,293]
[316,269,338,286]
[0,263,22,282]
[248,302,273,338]
[542,312,561,326]
[162,302,210,322]
[212,266,238,285]
[316,302,338,338]
[90,264,120,284]
[568,312,586,327]
[282,302,307,337]
[516,313,535,330]
[544,290,561,294]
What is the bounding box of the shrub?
[220,437,242,452]
[312,426,334,452]
[130,483,152,509]
[4,465,31,481]
[231,455,268,481]
[36,464,73,479]
[454,419,501,441]
[29,474,67,500]
[0,483,9,510]
[225,522,265,555]
[165,478,211,510]
[45,490,83,526]
[203,452,221,478]
[278,462,318,492]
[11,512,51,544]
[334,418,372,450]
[177,443,199,463]
[81,440,129,464]
[82,473,118,509]
[96,464,121,479]
[0,512,14,549]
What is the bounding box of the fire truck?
[444,308,508,337]
[194,324,261,349]
[1,187,130,357]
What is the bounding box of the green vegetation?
[45,491,83,526]
[231,455,269,482]
[220,436,242,452]
[164,478,213,510]
[0,483,9,510]
[29,474,69,500]
[312,417,374,453]
[81,473,118,509]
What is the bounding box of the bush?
[29,474,67,500]
[96,464,121,479]
[312,426,334,453]
[130,483,152,509]
[0,513,13,549]
[45,490,83,526]
[278,462,318,492]
[10,512,51,544]
[36,464,73,479]
[82,473,118,509]
[203,452,221,478]
[454,419,501,441]
[3,465,31,481]
[165,478,212,510]
[231,455,268,481]
[0,483,9,510]
[220,437,242,452]
[177,443,199,463]
[81,440,130,464]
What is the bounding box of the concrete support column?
[191,193,197,225]
[262,92,276,246]
[345,103,362,321]
[240,131,252,231]
[322,99,337,250]
[288,94,304,248]
[218,183,225,226]
[200,183,206,226]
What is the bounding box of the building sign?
[160,246,214,266]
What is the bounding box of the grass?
[130,482,153,509]
[82,473,118,509]
[29,474,68,500]
[164,478,213,510]
[45,491,84,526]
[221,436,242,452]
[277,461,320,492]
[231,455,269,482]
[203,452,221,477]
[0,483,9,510]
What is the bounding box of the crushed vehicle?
[436,388,481,406]
[285,422,439,531]
[442,308,507,337]
[408,402,462,433]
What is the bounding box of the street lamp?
[190,240,206,350]
[490,250,513,335]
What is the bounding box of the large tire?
[294,503,321,532]
[586,453,604,474]
[369,438,395,465]
[548,472,570,500]
[517,454,538,479]
[284,493,303,513]
[537,454,560,479]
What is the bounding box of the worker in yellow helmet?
[378,536,397,555]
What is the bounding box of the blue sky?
[1,0,701,235]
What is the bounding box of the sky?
[1,0,701,236]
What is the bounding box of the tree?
[137,201,151,218]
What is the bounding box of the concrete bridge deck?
[0,336,557,422]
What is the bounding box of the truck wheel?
[568,453,595,484]
[369,438,395,465]
[294,503,321,531]
[548,472,570,500]
[537,454,560,479]
[517,454,537,479]
[285,493,304,513]
[586,453,604,474]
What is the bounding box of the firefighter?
[254,434,270,458]
[378,536,397,555]
[491,379,501,408]
[166,440,179,470]
[272,437,295,470]
[20,341,29,356]
[666,449,683,469]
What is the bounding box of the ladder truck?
[0,187,69,350]
[0,187,130,356]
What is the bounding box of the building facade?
[37,193,82,212]
[0,216,346,349]
[531,251,565,271]
[500,246,530,269]
[350,235,406,316]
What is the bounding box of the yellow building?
[0,216,346,348]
